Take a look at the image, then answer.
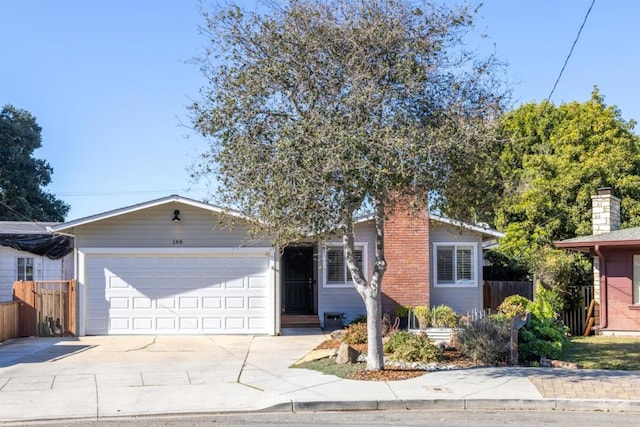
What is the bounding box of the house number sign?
[173,239,184,245]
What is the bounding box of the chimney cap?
[597,186,614,195]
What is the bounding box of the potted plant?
[426,304,460,344]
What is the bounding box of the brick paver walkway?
[524,369,640,400]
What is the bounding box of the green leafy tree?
[191,0,507,370]
[0,105,69,221]
[494,88,640,289]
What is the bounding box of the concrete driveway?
[0,331,328,422]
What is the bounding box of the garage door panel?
[85,252,272,335]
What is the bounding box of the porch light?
[172,210,181,222]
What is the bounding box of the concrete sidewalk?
[1,331,640,423]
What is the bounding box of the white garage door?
[83,249,273,335]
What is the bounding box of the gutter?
[594,245,608,331]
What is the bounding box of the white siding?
[73,204,271,248]
[0,247,72,302]
[429,222,484,314]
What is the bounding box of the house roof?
[48,194,248,233]
[555,226,640,251]
[0,222,73,260]
[428,213,504,239]
[0,221,59,234]
[48,194,505,242]
[355,212,504,240]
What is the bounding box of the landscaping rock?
[335,342,360,364]
[540,356,582,369]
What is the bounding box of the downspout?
[594,245,608,330]
[274,245,280,336]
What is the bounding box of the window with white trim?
[324,244,366,287]
[17,257,34,281]
[433,243,477,286]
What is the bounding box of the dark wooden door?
[283,246,314,314]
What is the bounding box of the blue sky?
[0,0,634,220]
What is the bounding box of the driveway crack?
[126,336,158,352]
[236,335,254,384]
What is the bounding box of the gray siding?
[317,221,374,324]
[73,203,272,248]
[429,222,484,315]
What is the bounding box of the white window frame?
[16,256,34,281]
[323,243,368,288]
[433,242,478,287]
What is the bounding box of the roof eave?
[556,239,640,249]
[429,213,505,239]
[49,195,248,233]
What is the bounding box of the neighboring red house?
[556,188,640,334]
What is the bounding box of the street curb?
[266,398,640,413]
[555,398,640,412]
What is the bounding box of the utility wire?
[0,198,51,232]
[546,0,596,102]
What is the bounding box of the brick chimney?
[591,187,620,234]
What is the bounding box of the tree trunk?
[344,197,387,371]
[363,284,384,370]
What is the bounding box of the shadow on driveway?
[0,338,93,368]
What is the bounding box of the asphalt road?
[19,409,637,426]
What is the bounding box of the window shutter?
[437,246,454,283]
[346,248,363,281]
[326,247,344,282]
[456,246,473,281]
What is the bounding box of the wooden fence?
[12,280,77,337]
[483,281,534,311]
[0,301,20,342]
[561,285,594,336]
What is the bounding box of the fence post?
[510,313,530,365]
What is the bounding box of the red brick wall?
[381,202,430,315]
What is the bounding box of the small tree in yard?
[191,0,507,370]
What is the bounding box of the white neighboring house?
[0,222,74,302]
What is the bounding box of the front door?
[283,246,314,314]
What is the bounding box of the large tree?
[496,89,640,262]
[494,89,640,290]
[0,105,69,221]
[191,0,507,370]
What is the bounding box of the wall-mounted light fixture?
[172,209,181,222]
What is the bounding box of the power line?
[54,189,209,198]
[546,0,596,102]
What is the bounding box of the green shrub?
[457,317,510,365]
[493,288,568,363]
[518,317,568,362]
[531,286,564,319]
[495,294,532,322]
[431,304,460,328]
[344,321,368,345]
[394,304,411,318]
[384,331,442,363]
[412,305,431,330]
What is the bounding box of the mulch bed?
[314,338,476,381]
